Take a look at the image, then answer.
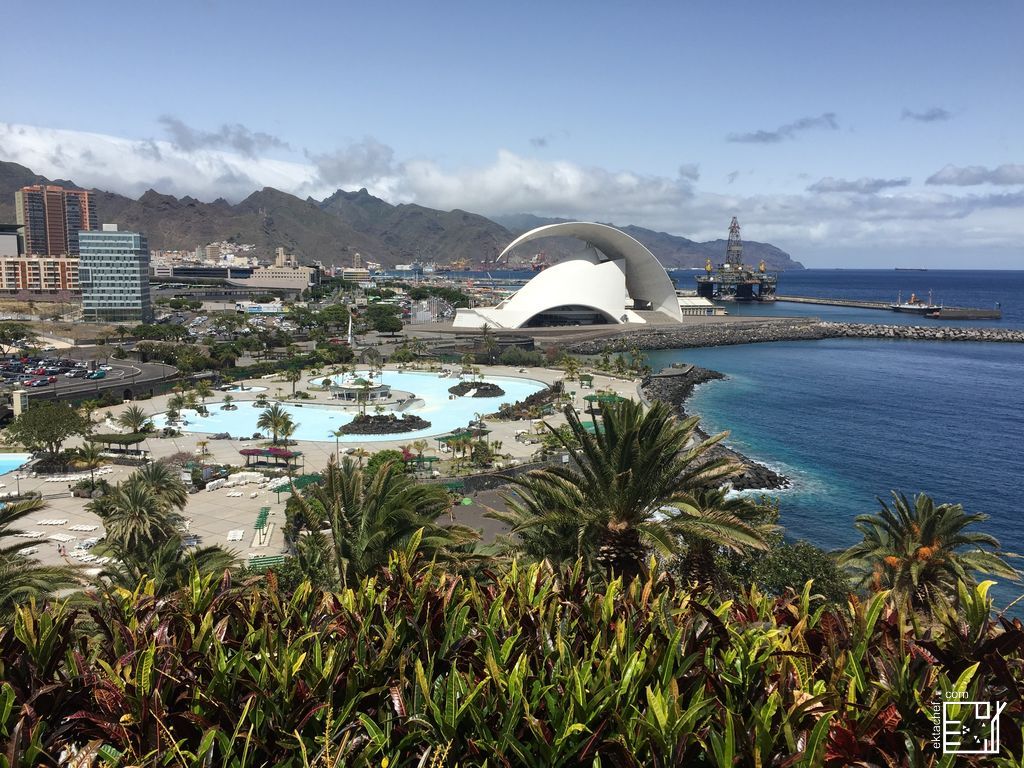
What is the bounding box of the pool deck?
[9,363,642,570]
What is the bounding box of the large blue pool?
[152,370,546,443]
[0,453,33,475]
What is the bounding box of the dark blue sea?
[650,270,1024,612]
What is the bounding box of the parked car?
[65,369,87,378]
[86,370,106,380]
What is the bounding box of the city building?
[274,247,298,268]
[0,224,19,259]
[453,222,683,329]
[0,255,80,292]
[14,185,97,256]
[79,224,153,322]
[0,223,80,293]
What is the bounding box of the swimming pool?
[0,453,33,475]
[152,370,546,443]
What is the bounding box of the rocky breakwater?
[820,323,1024,343]
[642,367,788,492]
[569,320,828,353]
[570,319,1024,353]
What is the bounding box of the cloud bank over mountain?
[1,121,1021,267]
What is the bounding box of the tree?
[4,402,91,464]
[372,314,403,336]
[0,322,34,355]
[129,461,191,513]
[257,403,294,445]
[284,367,302,395]
[116,404,152,434]
[365,449,407,478]
[74,442,106,483]
[674,488,774,589]
[103,539,236,597]
[491,401,756,581]
[0,497,78,619]
[560,354,581,382]
[102,483,181,556]
[97,464,232,595]
[195,380,214,404]
[290,456,477,589]
[839,492,1019,618]
[221,394,235,410]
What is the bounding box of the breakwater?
[569,320,1024,353]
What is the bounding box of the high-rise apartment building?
[14,185,98,256]
[79,224,153,322]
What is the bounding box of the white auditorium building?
[453,222,699,329]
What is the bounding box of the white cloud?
[1,122,1022,265]
[0,122,316,202]
[926,163,1024,186]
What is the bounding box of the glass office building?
[79,224,153,322]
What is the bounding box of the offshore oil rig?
[695,217,778,301]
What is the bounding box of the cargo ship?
[890,290,941,314]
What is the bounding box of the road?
[20,358,178,401]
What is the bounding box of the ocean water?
[645,338,1024,612]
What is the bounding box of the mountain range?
[0,160,803,270]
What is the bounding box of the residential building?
[14,185,97,256]
[79,224,153,322]
[0,223,80,293]
[0,255,80,292]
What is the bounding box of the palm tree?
[561,354,581,382]
[673,488,775,589]
[0,497,78,619]
[195,379,213,404]
[127,461,190,513]
[102,539,236,597]
[79,398,101,424]
[221,394,235,410]
[117,404,152,434]
[257,403,293,445]
[167,393,186,413]
[290,456,477,589]
[490,400,751,581]
[102,483,180,556]
[74,442,106,483]
[285,368,302,395]
[839,492,1019,617]
[331,427,347,462]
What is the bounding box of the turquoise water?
[0,453,33,475]
[646,339,1024,611]
[153,370,545,443]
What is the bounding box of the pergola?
[88,433,148,456]
[239,447,304,472]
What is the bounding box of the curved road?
[23,359,178,401]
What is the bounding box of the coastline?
[569,319,1024,354]
[641,367,788,492]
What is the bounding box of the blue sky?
[1,1,1022,267]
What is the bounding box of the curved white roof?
[499,222,681,322]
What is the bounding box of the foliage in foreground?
[2,552,1023,767]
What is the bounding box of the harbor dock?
[776,295,1002,320]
